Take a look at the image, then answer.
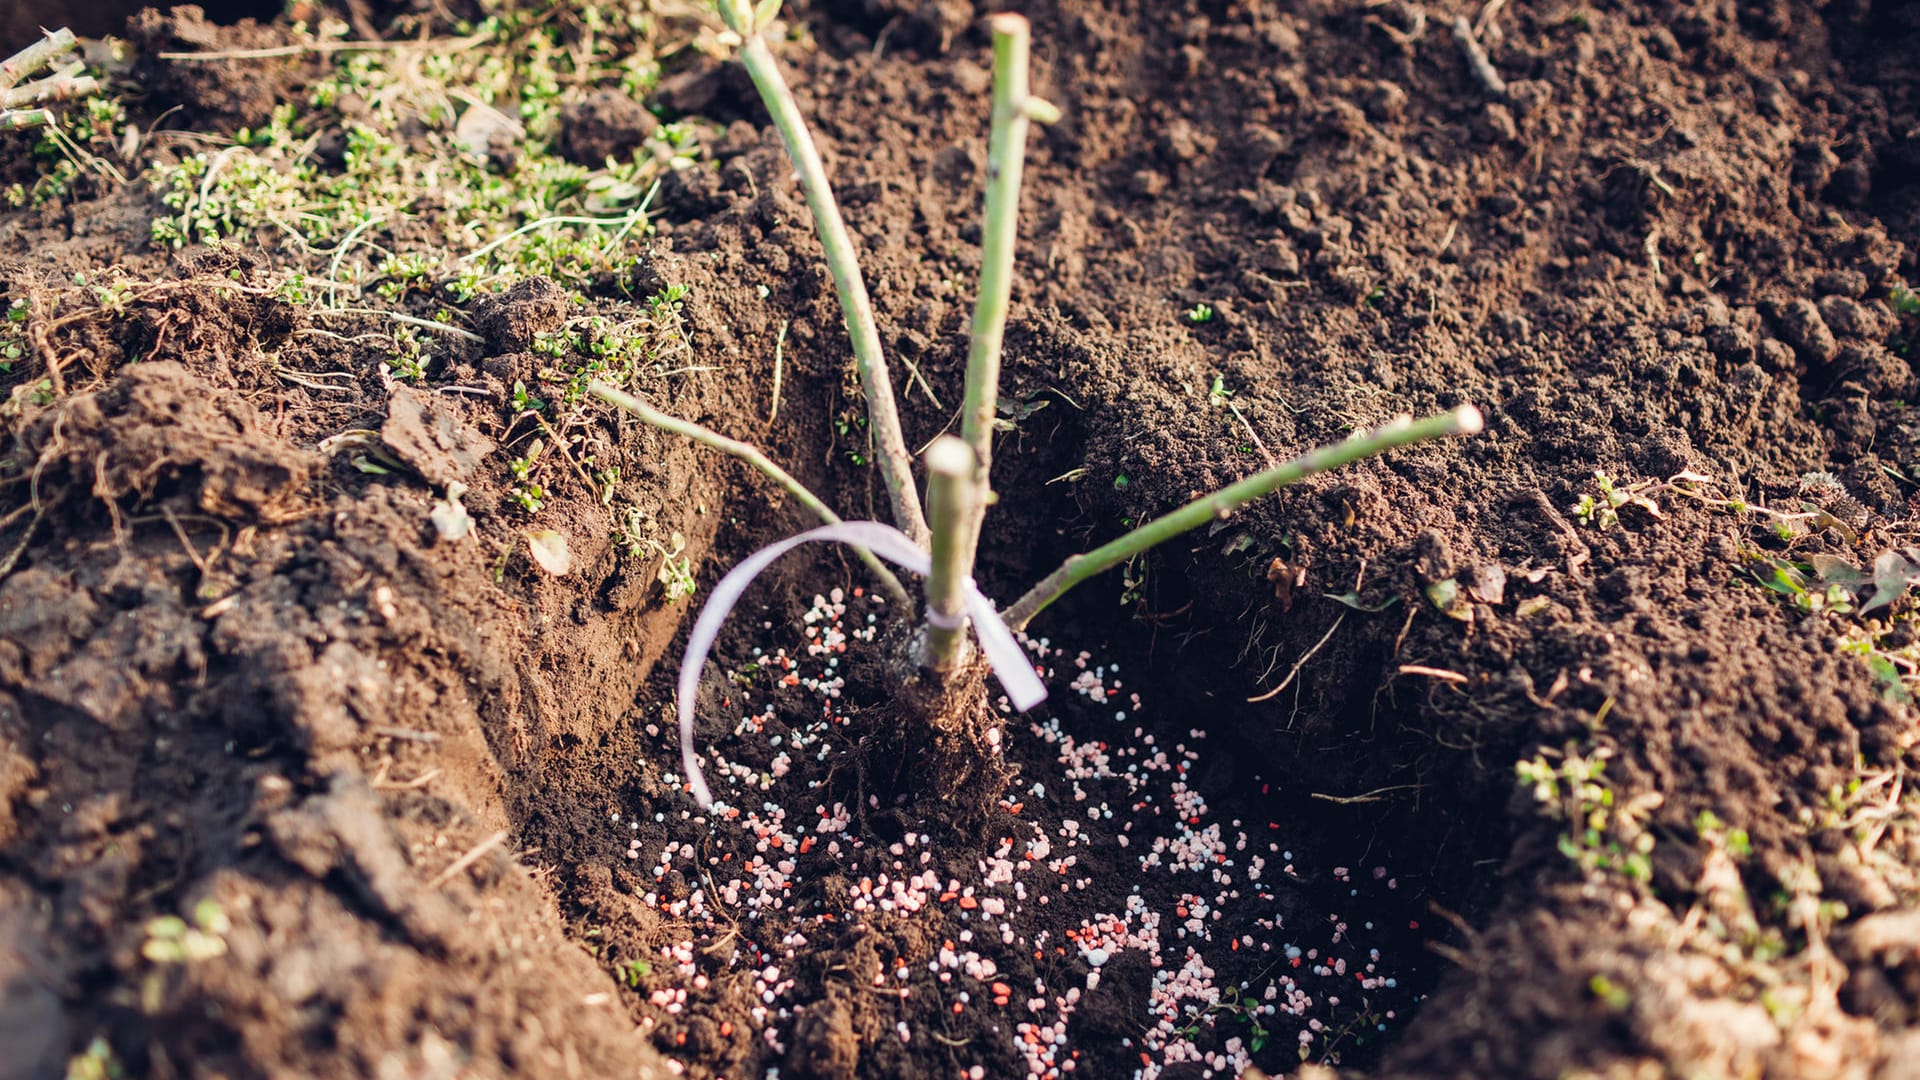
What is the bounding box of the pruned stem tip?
[921,436,979,671]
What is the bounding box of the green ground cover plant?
[4,4,726,571]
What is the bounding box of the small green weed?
[1516,745,1656,883]
[1888,284,1917,353]
[64,1037,124,1080]
[1117,552,1148,610]
[620,510,698,601]
[993,393,1052,434]
[141,899,232,964]
[1587,974,1631,1011]
[646,530,697,601]
[1,297,27,372]
[1175,984,1270,1053]
[511,380,546,414]
[1693,809,1751,859]
[614,957,651,988]
[833,413,871,466]
[1748,556,1857,616]
[1569,471,1660,530]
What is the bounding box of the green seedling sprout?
[597,4,1482,801]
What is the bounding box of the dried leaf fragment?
[527,530,571,576]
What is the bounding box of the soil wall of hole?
[2,0,1920,1077]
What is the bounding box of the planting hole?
[523,488,1506,1078]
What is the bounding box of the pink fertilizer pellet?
[610,595,1424,1078]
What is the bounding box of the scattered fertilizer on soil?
[608,589,1427,1078]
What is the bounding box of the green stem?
[589,381,912,607]
[1,72,97,111]
[920,437,978,670]
[0,108,51,130]
[1002,406,1484,630]
[0,28,76,92]
[958,15,1052,529]
[737,34,929,547]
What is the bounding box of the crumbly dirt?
[3,1,1920,1079]
[3,2,269,52]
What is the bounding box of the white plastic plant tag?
[677,521,1046,807]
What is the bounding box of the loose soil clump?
[3,1,1920,1079]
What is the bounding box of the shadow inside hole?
[1030,557,1513,1068]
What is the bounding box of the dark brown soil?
[3,2,278,53]
[4,1,1920,1079]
